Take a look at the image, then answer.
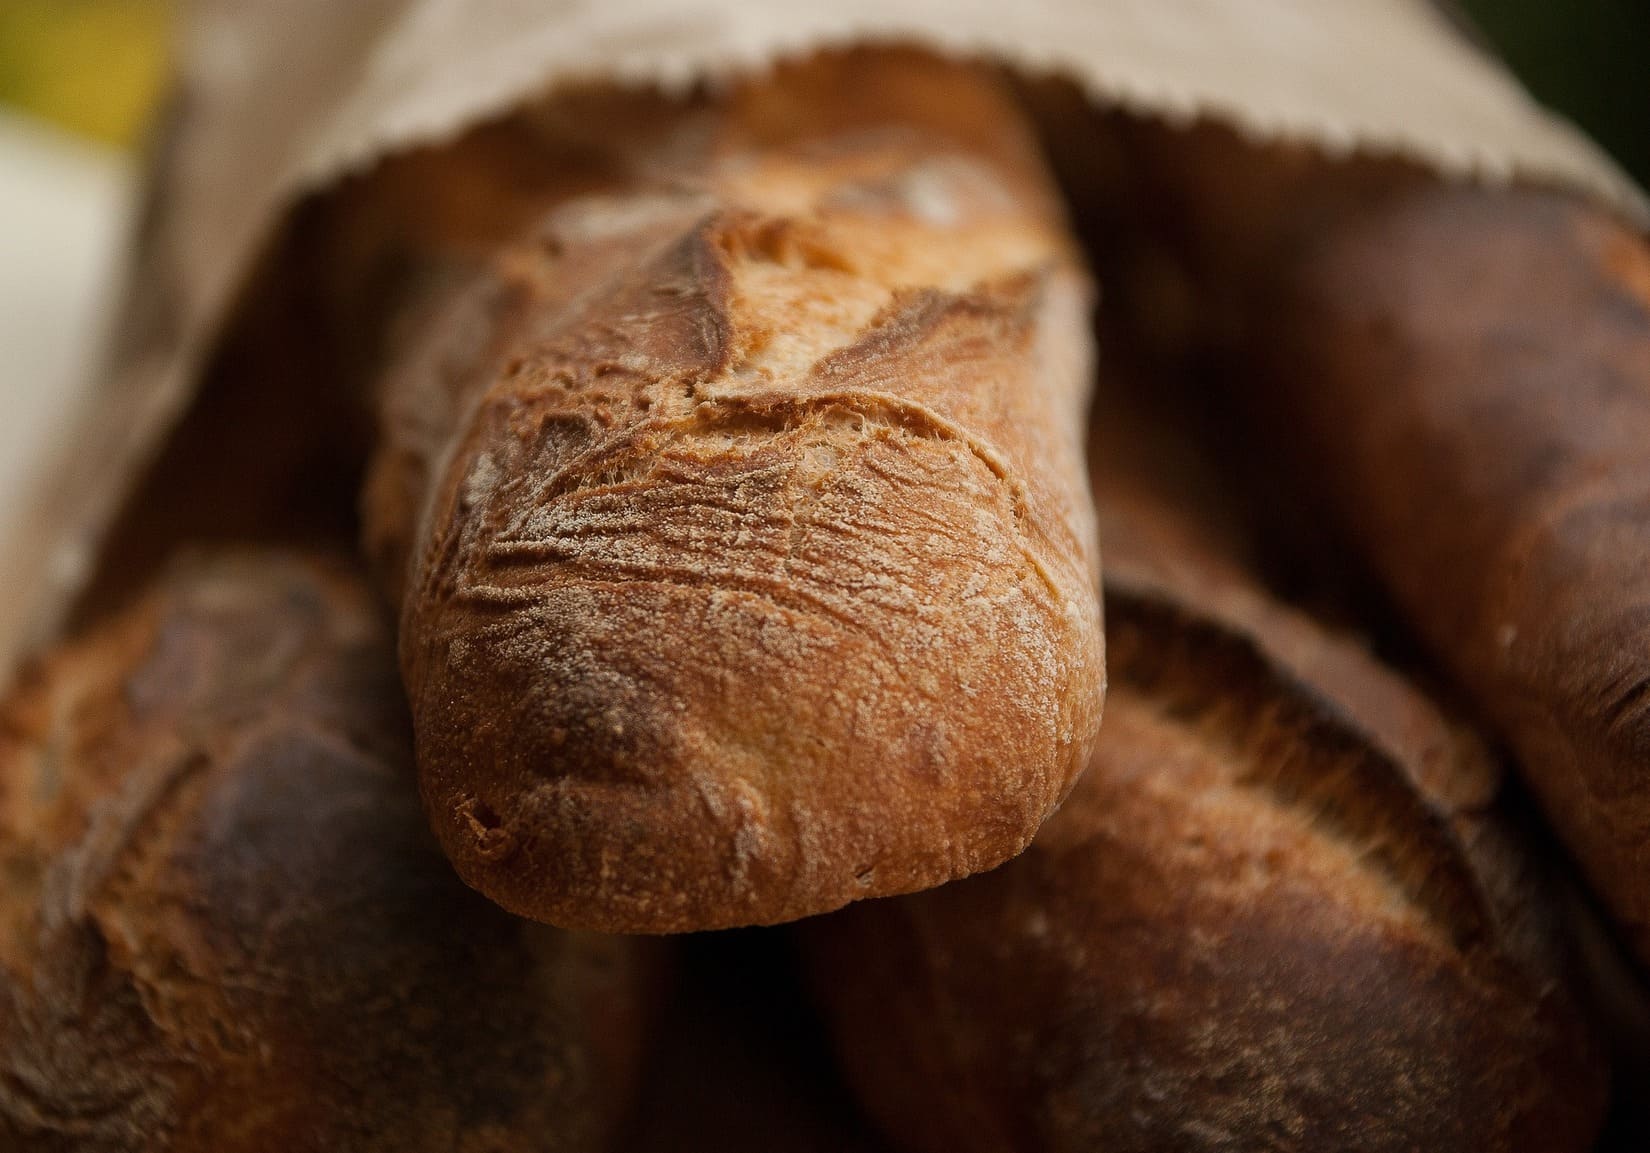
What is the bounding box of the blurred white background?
[0,111,129,553]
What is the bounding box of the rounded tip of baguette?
[407,546,1103,934]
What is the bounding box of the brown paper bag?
[2,0,1644,678]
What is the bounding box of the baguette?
[1108,120,1650,968]
[0,553,654,1152]
[336,49,1103,932]
[801,376,1607,1152]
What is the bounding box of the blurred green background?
[1456,0,1650,187]
[0,0,1644,186]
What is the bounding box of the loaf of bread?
[800,377,1608,1152]
[0,552,654,1152]
[331,49,1103,932]
[1102,119,1650,970]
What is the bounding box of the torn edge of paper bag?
[2,0,1646,680]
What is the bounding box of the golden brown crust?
[350,50,1102,932]
[0,552,654,1152]
[801,385,1607,1152]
